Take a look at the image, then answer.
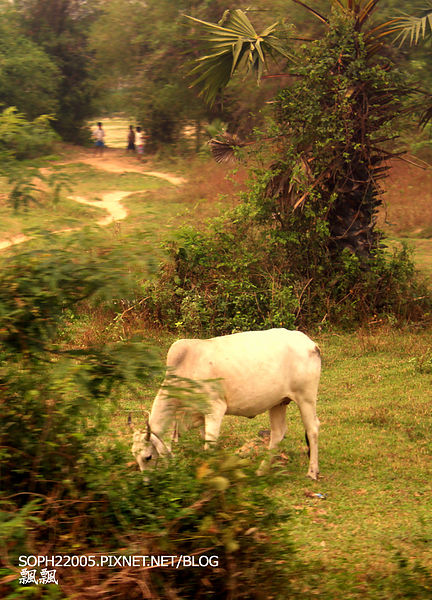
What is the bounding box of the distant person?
[92,122,105,157]
[126,125,136,153]
[135,126,146,160]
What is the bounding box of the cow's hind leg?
[297,396,320,480]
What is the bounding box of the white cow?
[131,328,321,479]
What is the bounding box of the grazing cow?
[131,328,321,479]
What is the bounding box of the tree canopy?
[10,0,100,141]
[0,7,59,120]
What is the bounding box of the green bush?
[0,237,302,599]
[0,107,60,211]
[142,211,431,335]
[0,107,57,161]
[0,239,161,498]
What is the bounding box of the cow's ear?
[150,434,170,457]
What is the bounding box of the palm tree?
[187,1,408,259]
[188,1,399,104]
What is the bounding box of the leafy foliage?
[0,107,57,161]
[0,231,302,598]
[390,3,432,127]
[1,448,299,598]
[0,10,60,120]
[0,106,61,211]
[0,239,161,497]
[13,0,99,142]
[0,236,144,358]
[89,0,207,150]
[143,210,430,334]
[267,15,412,258]
[392,3,432,46]
[142,13,431,333]
[0,238,301,597]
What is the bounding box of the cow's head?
[129,414,170,471]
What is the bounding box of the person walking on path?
[126,125,136,153]
[135,126,147,161]
[92,122,105,157]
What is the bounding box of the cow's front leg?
[257,403,288,475]
[203,397,226,449]
[268,402,288,449]
[171,420,179,443]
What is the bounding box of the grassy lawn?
[0,141,245,252]
[0,193,106,238]
[283,328,432,595]
[115,326,432,598]
[56,162,166,196]
[0,159,180,247]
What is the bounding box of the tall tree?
[188,1,410,259]
[14,0,100,142]
[89,0,284,150]
[90,0,199,149]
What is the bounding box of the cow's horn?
[144,410,151,441]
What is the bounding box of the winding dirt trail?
[73,154,186,186]
[0,150,186,251]
[68,191,130,226]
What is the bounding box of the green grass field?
[2,134,432,597]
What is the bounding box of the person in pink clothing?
[92,122,105,157]
[135,126,147,160]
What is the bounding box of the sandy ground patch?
[0,234,32,251]
[68,191,130,226]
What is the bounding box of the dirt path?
[68,191,130,226]
[62,152,187,186]
[0,150,186,251]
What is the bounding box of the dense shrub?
[0,107,57,161]
[0,239,161,498]
[142,209,431,335]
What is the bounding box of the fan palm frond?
[186,10,294,105]
[420,98,432,128]
[391,9,432,46]
[208,134,246,163]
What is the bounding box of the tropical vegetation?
[0,1,432,598]
[143,1,431,333]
